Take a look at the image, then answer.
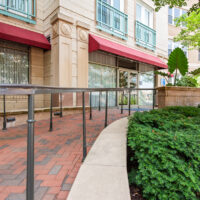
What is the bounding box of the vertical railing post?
[98,92,101,111]
[89,92,92,120]
[49,93,53,132]
[121,91,124,114]
[153,89,156,110]
[5,0,8,10]
[115,91,118,107]
[128,89,131,116]
[60,93,63,117]
[33,0,36,17]
[26,94,35,200]
[2,95,6,130]
[105,91,108,127]
[27,0,29,18]
[82,92,87,161]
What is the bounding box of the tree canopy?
[153,0,200,49]
[174,9,200,48]
[153,0,200,13]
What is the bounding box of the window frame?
[198,49,200,61]
[168,7,187,26]
[104,0,124,12]
[168,39,188,57]
[136,2,153,28]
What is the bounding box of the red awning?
[89,34,167,69]
[0,22,51,50]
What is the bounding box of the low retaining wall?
[157,86,200,108]
[67,117,130,200]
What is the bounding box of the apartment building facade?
[0,0,171,112]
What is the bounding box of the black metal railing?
[0,84,156,200]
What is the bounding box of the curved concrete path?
[67,117,130,200]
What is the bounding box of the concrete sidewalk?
[68,117,130,200]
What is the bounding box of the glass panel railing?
[96,0,128,40]
[135,20,156,51]
[0,0,35,24]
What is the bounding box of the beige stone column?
[51,13,74,87]
[76,21,90,106]
[76,21,90,88]
[51,13,74,106]
[30,47,44,108]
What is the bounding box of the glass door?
[89,63,117,107]
[118,69,138,106]
[119,70,128,105]
[138,71,154,107]
[129,72,138,106]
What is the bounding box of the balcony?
[96,0,128,40]
[0,0,36,24]
[135,20,156,51]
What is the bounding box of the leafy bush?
[119,95,137,105]
[176,75,198,87]
[168,47,188,85]
[128,106,200,200]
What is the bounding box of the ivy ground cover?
[128,106,200,200]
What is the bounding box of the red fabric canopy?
[89,34,167,69]
[0,22,51,50]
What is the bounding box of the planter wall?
[157,86,200,108]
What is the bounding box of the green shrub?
[128,106,200,200]
[176,76,198,87]
[119,94,137,105]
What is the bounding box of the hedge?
[128,106,200,200]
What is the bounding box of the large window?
[139,71,154,106]
[0,40,29,84]
[168,39,187,57]
[168,7,187,26]
[136,3,153,28]
[135,2,156,51]
[89,63,116,107]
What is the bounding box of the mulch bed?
[130,185,145,200]
[127,146,145,200]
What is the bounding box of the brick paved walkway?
[0,109,128,200]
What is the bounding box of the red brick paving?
[0,109,128,200]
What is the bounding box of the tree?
[174,8,200,48]
[152,0,200,13]
[167,48,188,85]
[153,1,200,48]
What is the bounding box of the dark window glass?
[174,8,180,23]
[168,7,173,24]
[113,0,120,10]
[0,41,29,84]
[199,49,200,61]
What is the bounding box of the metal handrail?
[0,84,155,95]
[0,84,156,200]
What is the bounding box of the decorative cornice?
[51,13,74,25]
[76,21,90,30]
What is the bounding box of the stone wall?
[157,87,200,108]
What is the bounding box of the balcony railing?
[96,0,128,40]
[135,20,156,51]
[0,0,36,24]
